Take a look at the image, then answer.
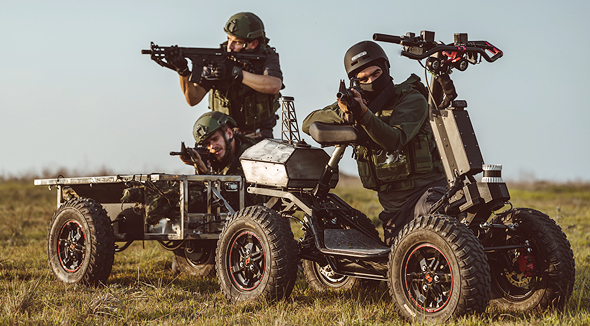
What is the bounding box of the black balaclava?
[358,60,393,103]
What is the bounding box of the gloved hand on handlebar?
[437,74,457,109]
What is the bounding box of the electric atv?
[213,31,575,322]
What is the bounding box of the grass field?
[0,175,588,325]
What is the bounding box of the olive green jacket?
[302,77,444,192]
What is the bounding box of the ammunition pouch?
[356,132,437,193]
[209,86,279,129]
[409,134,434,174]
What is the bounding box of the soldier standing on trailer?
[302,41,447,245]
[166,12,283,142]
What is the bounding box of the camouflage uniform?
[302,76,446,244]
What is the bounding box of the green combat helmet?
[224,12,265,41]
[193,111,237,145]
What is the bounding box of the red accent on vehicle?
[58,220,86,273]
[485,41,503,55]
[228,231,266,291]
[517,250,536,277]
[404,244,453,313]
[443,50,464,63]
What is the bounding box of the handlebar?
[372,34,403,44]
[373,32,503,63]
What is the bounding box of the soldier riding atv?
[214,31,575,322]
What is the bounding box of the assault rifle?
[170,142,210,174]
[336,78,364,123]
[142,42,267,84]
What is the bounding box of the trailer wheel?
[389,214,490,322]
[216,206,297,302]
[302,259,377,292]
[303,212,380,292]
[47,197,115,285]
[486,208,575,312]
[172,240,216,277]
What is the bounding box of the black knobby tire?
[172,240,216,277]
[216,206,298,302]
[487,208,575,312]
[47,197,115,285]
[388,214,490,322]
[303,211,380,292]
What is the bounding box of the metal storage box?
[240,139,338,188]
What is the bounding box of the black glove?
[347,98,363,118]
[201,59,243,84]
[165,45,190,77]
[437,74,457,109]
[230,65,243,84]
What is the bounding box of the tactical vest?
[209,43,281,130]
[356,75,441,192]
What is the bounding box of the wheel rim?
[185,242,214,266]
[57,220,86,272]
[228,231,266,291]
[315,263,348,286]
[492,236,540,299]
[403,244,453,313]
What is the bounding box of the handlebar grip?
[141,49,151,54]
[170,151,183,156]
[484,41,503,62]
[373,33,402,44]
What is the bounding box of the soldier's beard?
[218,134,233,163]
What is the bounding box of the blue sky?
[1,0,589,181]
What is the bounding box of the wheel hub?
[229,231,266,290]
[318,264,347,283]
[503,249,536,289]
[404,244,453,313]
[57,221,86,272]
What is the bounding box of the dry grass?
[0,175,588,325]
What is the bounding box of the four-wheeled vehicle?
[35,30,575,323]
[212,31,575,322]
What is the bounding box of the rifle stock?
[170,142,210,174]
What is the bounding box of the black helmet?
[193,111,236,145]
[344,41,390,79]
[223,12,265,41]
